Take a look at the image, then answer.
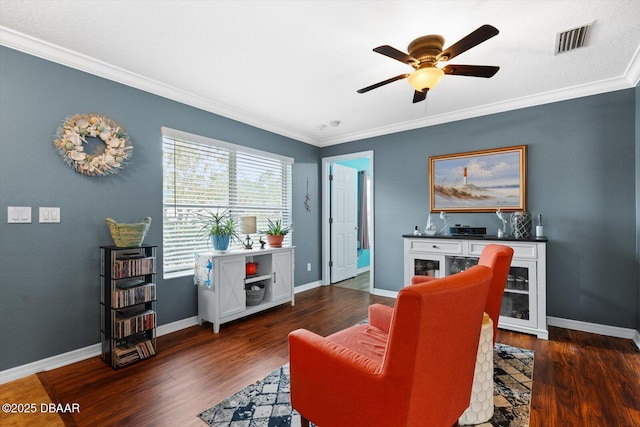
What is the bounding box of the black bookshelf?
[100,245,157,368]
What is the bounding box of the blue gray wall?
[321,89,639,330]
[1,45,638,372]
[0,47,321,370]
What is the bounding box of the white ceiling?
[1,1,639,147]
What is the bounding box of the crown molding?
[318,43,640,147]
[2,26,638,149]
[624,42,640,86]
[0,27,316,145]
[317,75,636,147]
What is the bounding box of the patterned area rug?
[198,343,533,427]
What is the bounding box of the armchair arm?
[288,329,402,426]
[411,275,438,285]
[369,304,393,333]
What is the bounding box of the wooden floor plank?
[0,374,66,427]
[5,286,640,426]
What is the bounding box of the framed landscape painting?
[429,145,526,212]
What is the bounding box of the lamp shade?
[408,67,445,91]
[241,216,257,234]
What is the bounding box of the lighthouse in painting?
[463,167,468,185]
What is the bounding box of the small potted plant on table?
[194,209,240,252]
[261,218,292,248]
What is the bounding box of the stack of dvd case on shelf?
[101,245,157,369]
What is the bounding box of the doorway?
[322,151,374,293]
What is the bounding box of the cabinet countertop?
[196,246,296,258]
[402,234,548,243]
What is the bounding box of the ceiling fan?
[357,25,500,103]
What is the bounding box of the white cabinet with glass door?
[403,236,547,339]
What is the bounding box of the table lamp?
[241,216,257,249]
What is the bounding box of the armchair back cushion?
[289,265,492,427]
[477,244,514,342]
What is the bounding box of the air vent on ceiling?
[555,22,593,55]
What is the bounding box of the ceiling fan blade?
[413,89,428,103]
[443,65,499,78]
[357,74,410,94]
[373,45,418,65]
[438,25,499,61]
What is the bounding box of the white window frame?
[162,127,293,278]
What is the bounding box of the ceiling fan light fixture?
[359,25,499,103]
[408,67,444,92]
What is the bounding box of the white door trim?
[321,151,374,293]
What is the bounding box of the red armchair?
[288,265,492,427]
[411,244,514,343]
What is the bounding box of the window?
[162,127,293,278]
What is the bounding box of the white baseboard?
[157,316,199,336]
[547,316,640,349]
[0,316,198,385]
[0,280,325,384]
[0,343,101,385]
[372,288,398,298]
[3,300,637,385]
[294,280,323,293]
[358,301,640,350]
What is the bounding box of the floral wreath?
[54,113,132,176]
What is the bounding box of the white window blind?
[162,127,293,278]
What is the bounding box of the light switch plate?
[8,206,32,223]
[39,207,61,223]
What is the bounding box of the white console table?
[403,235,548,339]
[194,247,295,333]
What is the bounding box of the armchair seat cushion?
[327,324,388,364]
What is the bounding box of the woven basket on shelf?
[106,217,151,247]
[245,284,266,306]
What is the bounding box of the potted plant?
[260,218,292,248]
[194,209,240,251]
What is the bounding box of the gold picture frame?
[429,145,526,212]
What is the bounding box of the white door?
[330,163,358,283]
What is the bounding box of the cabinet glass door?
[499,260,537,327]
[444,256,479,276]
[408,254,445,279]
[440,256,538,330]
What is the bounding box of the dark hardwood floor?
[34,286,640,427]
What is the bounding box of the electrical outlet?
[307,263,311,272]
